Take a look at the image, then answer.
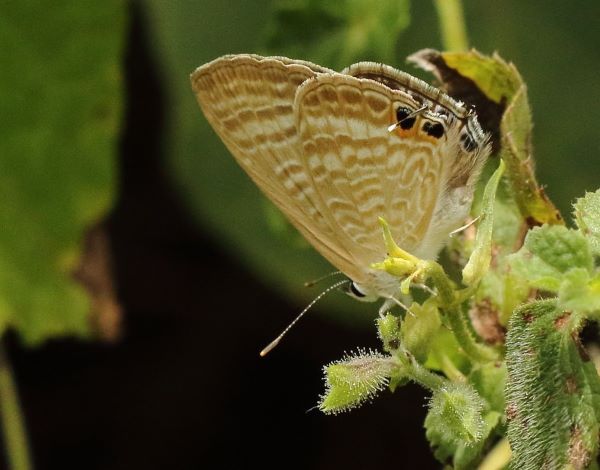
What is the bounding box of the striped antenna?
[260,279,349,357]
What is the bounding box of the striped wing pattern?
[191,55,489,294]
[192,55,371,283]
[295,74,444,264]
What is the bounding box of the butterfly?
[191,54,489,306]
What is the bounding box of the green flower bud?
[319,350,397,415]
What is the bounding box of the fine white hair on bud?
[318,348,396,415]
[426,382,485,446]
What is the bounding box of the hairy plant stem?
[424,261,500,363]
[433,0,469,51]
[0,339,32,470]
[399,347,445,391]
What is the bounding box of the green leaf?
[505,300,600,469]
[498,271,532,326]
[264,0,411,69]
[425,327,470,380]
[458,167,526,325]
[470,362,507,414]
[0,1,125,343]
[488,181,523,252]
[558,268,600,315]
[508,225,593,292]
[410,49,562,225]
[439,51,522,104]
[400,298,442,363]
[498,68,562,224]
[463,159,505,286]
[319,350,397,414]
[574,189,600,256]
[463,50,562,225]
[499,81,562,225]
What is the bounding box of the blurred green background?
[2,1,600,469]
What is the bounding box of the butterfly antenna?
[260,279,349,357]
[304,271,342,287]
[387,104,428,132]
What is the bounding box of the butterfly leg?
[412,283,437,296]
[378,298,396,317]
[379,296,416,317]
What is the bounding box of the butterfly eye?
[422,121,445,138]
[395,107,416,130]
[348,281,367,298]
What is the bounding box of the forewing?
[294,73,449,264]
[191,55,372,283]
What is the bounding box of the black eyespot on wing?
[422,121,444,138]
[396,107,410,121]
[396,107,416,130]
[349,282,367,298]
[460,132,478,152]
[400,117,416,130]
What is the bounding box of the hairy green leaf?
[454,411,503,470]
[426,363,505,468]
[0,1,125,343]
[426,382,485,444]
[425,382,487,467]
[509,225,593,292]
[506,300,600,469]
[574,189,600,256]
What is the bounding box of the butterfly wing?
[191,55,373,284]
[294,72,465,269]
[192,55,489,293]
[336,62,490,258]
